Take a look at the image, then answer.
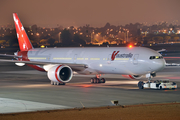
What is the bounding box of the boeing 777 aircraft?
[0,13,166,85]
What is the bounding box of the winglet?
[157,49,166,53]
[13,13,33,51]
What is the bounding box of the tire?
[94,78,97,83]
[138,81,144,89]
[53,82,56,85]
[96,78,100,83]
[139,84,144,89]
[51,81,54,85]
[160,86,162,90]
[61,83,66,85]
[138,81,140,87]
[138,81,141,88]
[91,78,94,83]
[101,78,106,83]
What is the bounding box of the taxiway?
[0,62,180,113]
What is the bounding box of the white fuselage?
[26,47,166,75]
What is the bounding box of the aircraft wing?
[0,54,22,58]
[0,59,87,68]
[156,49,166,53]
[165,63,180,66]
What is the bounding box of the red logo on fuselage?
[111,51,119,61]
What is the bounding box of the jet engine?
[122,75,142,79]
[47,65,73,83]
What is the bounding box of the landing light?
[15,63,25,66]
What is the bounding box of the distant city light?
[178,30,180,34]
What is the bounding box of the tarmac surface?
[0,61,180,113]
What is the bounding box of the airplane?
[0,13,166,85]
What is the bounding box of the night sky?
[0,0,180,27]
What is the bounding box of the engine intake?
[47,65,73,83]
[122,75,142,79]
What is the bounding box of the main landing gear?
[51,81,65,85]
[90,74,106,84]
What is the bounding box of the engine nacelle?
[122,75,142,79]
[47,65,73,83]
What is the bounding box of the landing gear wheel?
[160,86,162,90]
[50,81,65,85]
[51,81,54,85]
[96,78,100,83]
[61,83,66,85]
[53,81,56,85]
[101,78,106,83]
[94,78,97,83]
[138,81,144,89]
[91,78,94,83]
[90,77,106,84]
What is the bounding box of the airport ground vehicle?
[138,80,177,90]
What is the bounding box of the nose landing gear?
[138,73,156,89]
[138,81,144,89]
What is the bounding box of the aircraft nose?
[151,59,166,72]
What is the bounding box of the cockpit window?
[149,56,163,60]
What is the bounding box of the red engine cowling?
[47,65,73,83]
[122,75,142,79]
